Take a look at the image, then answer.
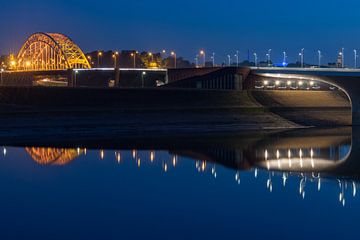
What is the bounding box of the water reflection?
[3,127,360,207]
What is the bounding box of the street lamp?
[97,51,102,68]
[354,49,358,68]
[130,52,137,68]
[195,55,199,68]
[300,48,304,68]
[253,53,258,67]
[227,55,231,66]
[74,70,79,86]
[267,49,272,67]
[112,51,119,68]
[211,52,215,67]
[235,50,239,67]
[341,48,345,68]
[171,51,177,68]
[283,51,287,66]
[200,50,206,67]
[141,71,146,87]
[318,50,322,68]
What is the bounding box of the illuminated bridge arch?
[16,32,91,71]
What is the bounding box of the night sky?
[0,0,359,65]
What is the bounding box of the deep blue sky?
[0,0,359,65]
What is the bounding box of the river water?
[0,127,358,239]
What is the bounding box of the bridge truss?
[16,32,91,71]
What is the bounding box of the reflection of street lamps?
[171,51,177,68]
[97,51,102,68]
[200,50,206,67]
[141,71,146,87]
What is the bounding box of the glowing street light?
[200,50,206,67]
[170,51,177,68]
[300,48,304,68]
[74,70,79,86]
[235,50,239,67]
[97,51,102,68]
[253,52,258,67]
[130,51,138,68]
[267,49,272,67]
[211,52,215,67]
[354,49,358,68]
[340,48,345,68]
[112,51,119,68]
[283,51,287,66]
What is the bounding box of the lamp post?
[354,49,358,68]
[141,71,146,88]
[300,48,304,68]
[318,50,322,68]
[131,52,137,68]
[171,51,177,68]
[97,51,102,68]
[235,50,239,67]
[211,52,215,67]
[195,55,199,68]
[254,53,258,67]
[74,70,79,86]
[200,50,206,67]
[341,48,345,68]
[112,51,119,69]
[227,55,231,66]
[283,51,287,66]
[267,49,272,67]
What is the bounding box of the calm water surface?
[0,127,359,239]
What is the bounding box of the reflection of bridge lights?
[353,182,357,197]
[115,152,121,163]
[3,147,6,156]
[100,150,104,160]
[77,147,81,155]
[132,150,136,159]
[254,168,258,178]
[150,151,155,162]
[318,178,321,191]
[282,172,287,187]
[164,163,168,172]
[172,155,177,167]
[235,171,240,184]
[137,158,141,168]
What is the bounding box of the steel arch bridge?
[16,32,91,71]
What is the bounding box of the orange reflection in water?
[26,147,82,165]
